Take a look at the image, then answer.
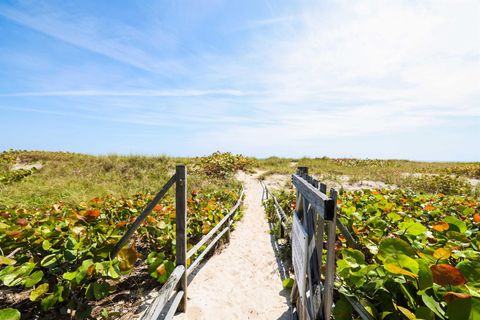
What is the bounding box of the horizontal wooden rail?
[164,290,185,320]
[111,173,177,258]
[186,188,244,259]
[292,174,335,220]
[141,265,185,320]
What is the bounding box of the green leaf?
[30,283,49,301]
[399,221,427,236]
[333,294,353,320]
[415,307,435,320]
[378,238,415,262]
[40,254,58,267]
[40,294,57,311]
[0,256,16,266]
[93,282,111,300]
[457,261,480,283]
[0,308,21,320]
[417,259,433,290]
[24,270,43,288]
[445,293,471,320]
[107,265,120,279]
[42,240,52,250]
[422,293,446,319]
[443,216,467,233]
[470,298,480,320]
[63,271,78,281]
[342,248,366,268]
[282,278,294,289]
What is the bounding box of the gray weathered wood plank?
[141,265,185,320]
[164,290,185,320]
[292,174,334,220]
[175,165,187,312]
[323,188,337,319]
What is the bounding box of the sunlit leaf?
[397,305,416,320]
[385,264,418,279]
[431,264,466,286]
[433,248,451,260]
[117,247,140,271]
[378,238,415,261]
[24,270,44,288]
[0,256,16,266]
[30,283,49,301]
[282,278,294,289]
[457,261,480,283]
[0,308,21,320]
[432,221,449,232]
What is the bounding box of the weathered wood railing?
[261,167,374,320]
[111,165,244,320]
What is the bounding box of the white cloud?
[191,0,480,151]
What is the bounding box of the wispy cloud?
[0,89,260,97]
[0,4,183,74]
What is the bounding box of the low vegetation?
[264,185,480,319]
[0,150,248,319]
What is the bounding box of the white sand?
[174,172,291,320]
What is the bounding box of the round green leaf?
[378,238,415,261]
[24,270,44,288]
[30,283,49,301]
[0,308,20,320]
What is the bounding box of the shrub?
[197,152,254,179]
[401,174,472,196]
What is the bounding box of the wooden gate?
[291,167,338,320]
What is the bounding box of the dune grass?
[0,151,239,208]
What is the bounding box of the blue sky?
[0,0,479,161]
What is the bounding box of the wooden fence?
[262,167,373,320]
[111,165,244,320]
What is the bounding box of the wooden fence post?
[175,165,187,312]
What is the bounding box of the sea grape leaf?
[342,248,366,268]
[282,278,294,289]
[444,292,471,320]
[378,238,415,262]
[432,221,449,232]
[399,221,427,236]
[457,261,480,284]
[385,264,417,279]
[431,264,466,286]
[433,248,452,260]
[0,256,16,266]
[40,294,57,311]
[415,306,435,320]
[117,247,139,271]
[93,282,110,300]
[62,271,78,281]
[417,259,433,290]
[40,254,59,267]
[397,305,416,320]
[0,308,21,320]
[30,283,49,301]
[24,270,43,288]
[422,292,446,319]
[443,216,467,233]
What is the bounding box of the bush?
[197,152,254,179]
[401,174,472,196]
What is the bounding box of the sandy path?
[174,172,291,320]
